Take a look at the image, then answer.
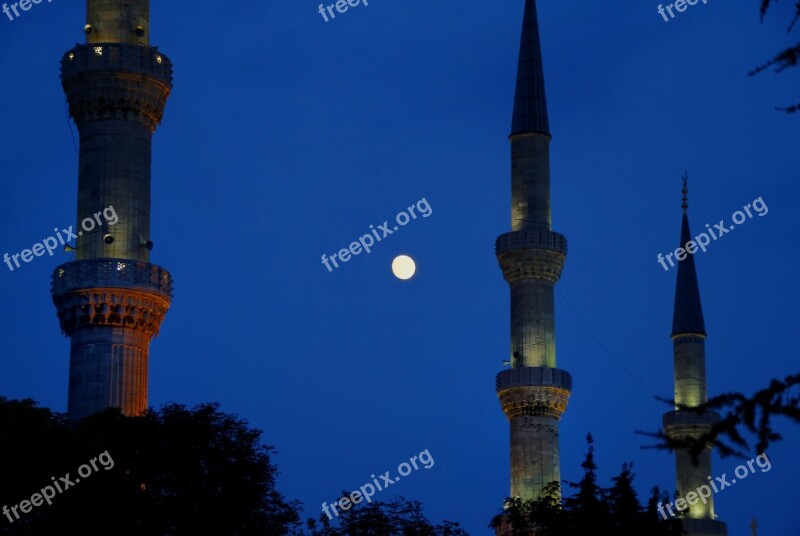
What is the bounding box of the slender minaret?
[495,0,572,503]
[662,176,727,536]
[51,0,173,420]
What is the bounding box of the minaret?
[51,0,173,420]
[662,176,727,536]
[495,0,572,503]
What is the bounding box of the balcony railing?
[61,43,172,86]
[52,259,172,299]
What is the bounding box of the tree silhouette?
[562,434,607,534]
[489,436,684,536]
[751,0,800,112]
[0,399,299,535]
[0,398,467,536]
[304,496,468,536]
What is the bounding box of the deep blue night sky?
[1,1,798,534]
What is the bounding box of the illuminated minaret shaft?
[51,0,173,420]
[662,176,726,536]
[496,0,572,502]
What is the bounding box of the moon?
[391,255,416,280]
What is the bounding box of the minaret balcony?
[681,517,728,536]
[496,367,572,419]
[52,259,172,299]
[663,409,721,440]
[61,44,173,130]
[51,259,172,339]
[61,43,172,86]
[495,228,567,257]
[496,228,567,283]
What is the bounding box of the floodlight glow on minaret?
[51,0,173,420]
[495,0,572,503]
[662,175,727,536]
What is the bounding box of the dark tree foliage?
[489,436,684,536]
[642,373,800,463]
[562,435,606,533]
[751,0,800,111]
[304,496,468,536]
[0,399,299,536]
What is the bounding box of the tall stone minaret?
[662,176,727,536]
[495,0,572,503]
[51,0,173,420]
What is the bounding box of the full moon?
[391,255,416,280]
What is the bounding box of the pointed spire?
[672,173,706,336]
[511,0,550,136]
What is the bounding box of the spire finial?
[681,172,688,212]
[750,517,757,536]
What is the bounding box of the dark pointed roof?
[510,0,550,136]
[672,177,706,336]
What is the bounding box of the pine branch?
[753,0,800,112]
[639,373,800,463]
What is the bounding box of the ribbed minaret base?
[68,327,150,417]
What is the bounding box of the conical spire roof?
[672,176,706,336]
[511,0,550,136]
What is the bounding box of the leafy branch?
[639,373,800,463]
